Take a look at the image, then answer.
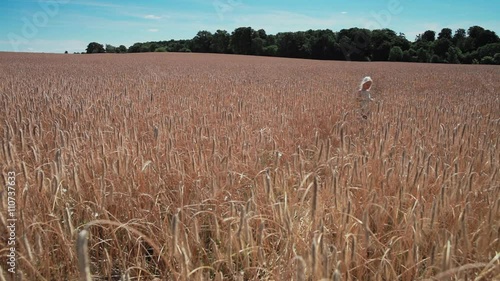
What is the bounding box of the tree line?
[84,25,500,64]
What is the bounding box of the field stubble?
[0,52,499,280]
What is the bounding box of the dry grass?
[0,52,499,280]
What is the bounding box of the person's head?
[359,76,373,91]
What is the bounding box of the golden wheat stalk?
[76,229,91,281]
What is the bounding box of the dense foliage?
[85,26,500,64]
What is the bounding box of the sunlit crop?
[0,52,498,280]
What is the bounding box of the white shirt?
[358,89,371,101]
[358,89,373,115]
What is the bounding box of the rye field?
[0,52,499,280]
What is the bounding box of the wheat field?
[0,52,499,280]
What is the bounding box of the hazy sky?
[1,0,499,53]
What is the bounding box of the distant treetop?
[85,25,500,64]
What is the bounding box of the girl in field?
[357,76,374,119]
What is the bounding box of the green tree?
[84,25,500,63]
[417,48,429,62]
[128,43,143,53]
[251,37,265,55]
[155,47,167,52]
[453,28,467,51]
[277,31,310,58]
[263,45,278,56]
[308,29,336,59]
[462,37,476,53]
[86,42,105,54]
[148,43,159,52]
[402,49,416,62]
[468,26,485,38]
[493,53,500,65]
[210,30,231,53]
[337,28,372,61]
[447,46,460,64]
[164,39,190,52]
[256,29,267,40]
[421,30,436,42]
[250,28,267,55]
[117,45,127,53]
[192,30,213,53]
[430,54,441,63]
[462,51,479,64]
[480,56,494,64]
[372,41,392,61]
[392,34,411,51]
[266,34,276,46]
[433,38,452,58]
[105,44,116,53]
[230,27,253,55]
[371,29,397,61]
[476,30,499,48]
[388,46,403,61]
[465,26,500,50]
[438,28,452,40]
[477,43,500,59]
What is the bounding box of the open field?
[0,52,499,280]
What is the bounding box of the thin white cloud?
[341,11,348,14]
[148,29,159,32]
[52,13,154,30]
[145,15,162,20]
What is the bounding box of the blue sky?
[0,0,498,53]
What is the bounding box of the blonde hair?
[359,76,373,91]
